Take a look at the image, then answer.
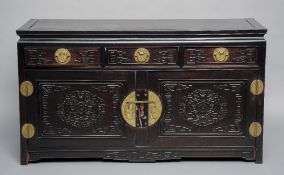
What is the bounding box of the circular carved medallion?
[57,91,104,128]
[181,89,228,126]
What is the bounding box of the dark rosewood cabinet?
[17,19,267,164]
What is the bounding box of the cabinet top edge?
[16,19,267,37]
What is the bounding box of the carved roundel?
[181,89,228,126]
[57,91,105,128]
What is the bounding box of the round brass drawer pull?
[213,47,229,62]
[54,48,71,64]
[134,48,150,64]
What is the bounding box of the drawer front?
[105,47,178,66]
[184,47,258,66]
[24,47,100,67]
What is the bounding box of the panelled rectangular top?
[17,18,267,37]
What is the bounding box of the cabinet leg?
[21,151,29,165]
[255,147,263,164]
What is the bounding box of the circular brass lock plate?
[134,48,150,64]
[250,80,264,95]
[121,91,136,127]
[121,90,162,127]
[249,122,262,137]
[213,47,229,62]
[21,123,35,139]
[20,81,33,97]
[54,48,71,64]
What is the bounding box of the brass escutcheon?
[213,47,229,62]
[249,122,262,137]
[121,91,162,127]
[134,48,150,64]
[21,123,35,139]
[54,48,71,64]
[250,80,264,95]
[20,81,33,97]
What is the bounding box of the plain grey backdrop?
[0,0,283,174]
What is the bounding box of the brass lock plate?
[54,48,71,64]
[213,47,229,62]
[20,81,33,97]
[121,90,162,127]
[134,48,150,64]
[250,80,264,95]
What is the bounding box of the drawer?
[184,47,259,67]
[24,47,100,67]
[105,47,178,67]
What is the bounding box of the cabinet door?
[148,70,258,148]
[20,70,135,151]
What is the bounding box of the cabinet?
[17,19,267,164]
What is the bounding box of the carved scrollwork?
[181,89,228,126]
[24,47,100,66]
[106,47,177,64]
[39,83,124,136]
[57,91,104,128]
[184,47,257,65]
[161,82,244,135]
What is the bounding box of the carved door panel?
[23,70,135,150]
[148,70,258,148]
